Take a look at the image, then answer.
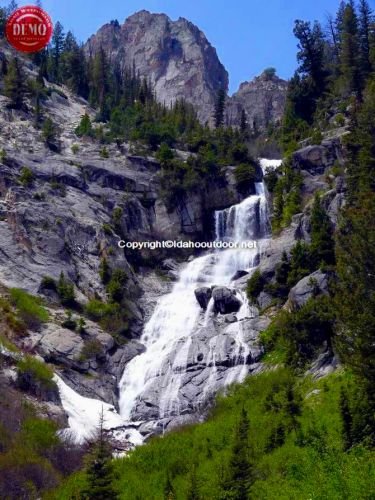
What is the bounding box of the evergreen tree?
[214,88,226,128]
[75,113,93,137]
[0,8,6,37]
[90,46,110,120]
[222,408,254,499]
[310,194,335,266]
[340,3,362,94]
[293,20,328,97]
[358,0,373,81]
[60,32,88,96]
[82,409,119,500]
[4,57,25,109]
[49,21,65,82]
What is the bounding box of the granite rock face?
[85,10,228,124]
[226,71,288,131]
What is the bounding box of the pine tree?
[82,409,119,500]
[4,57,25,109]
[293,20,328,97]
[310,194,335,266]
[49,21,65,82]
[340,3,362,94]
[214,88,226,128]
[0,8,6,37]
[90,47,110,121]
[223,408,254,499]
[61,32,88,96]
[358,0,373,81]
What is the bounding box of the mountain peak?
[85,11,228,123]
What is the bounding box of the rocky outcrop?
[225,71,288,131]
[286,271,330,311]
[85,11,228,124]
[195,287,212,310]
[212,287,242,314]
[292,137,345,175]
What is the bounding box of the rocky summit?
[225,69,288,130]
[85,10,229,124]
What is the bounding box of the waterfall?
[118,176,272,426]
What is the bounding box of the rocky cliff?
[225,70,288,131]
[85,10,229,124]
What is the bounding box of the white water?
[55,159,277,444]
[119,180,271,423]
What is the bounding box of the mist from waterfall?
[118,177,271,423]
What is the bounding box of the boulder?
[195,287,212,310]
[287,271,329,310]
[231,270,248,281]
[212,287,242,314]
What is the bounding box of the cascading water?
[118,178,272,428]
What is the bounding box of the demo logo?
[6,5,53,53]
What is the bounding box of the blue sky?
[2,0,348,93]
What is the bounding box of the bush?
[106,268,127,303]
[61,311,77,331]
[41,276,57,290]
[10,289,49,330]
[42,118,58,146]
[79,339,104,361]
[57,272,75,307]
[85,300,129,338]
[99,147,109,159]
[71,144,79,154]
[17,355,56,394]
[85,300,116,322]
[234,163,257,194]
[75,114,93,137]
[19,167,34,187]
[246,270,264,303]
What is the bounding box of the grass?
[10,289,49,330]
[53,368,375,499]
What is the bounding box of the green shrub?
[85,300,129,338]
[10,289,49,330]
[75,113,93,137]
[246,269,264,303]
[19,167,34,187]
[71,144,79,154]
[17,355,56,391]
[85,300,116,322]
[79,339,103,361]
[234,163,257,194]
[41,276,57,290]
[57,272,75,307]
[106,268,127,303]
[0,148,6,162]
[61,311,77,331]
[102,223,113,236]
[99,147,109,159]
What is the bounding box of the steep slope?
[226,70,288,131]
[85,10,229,124]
